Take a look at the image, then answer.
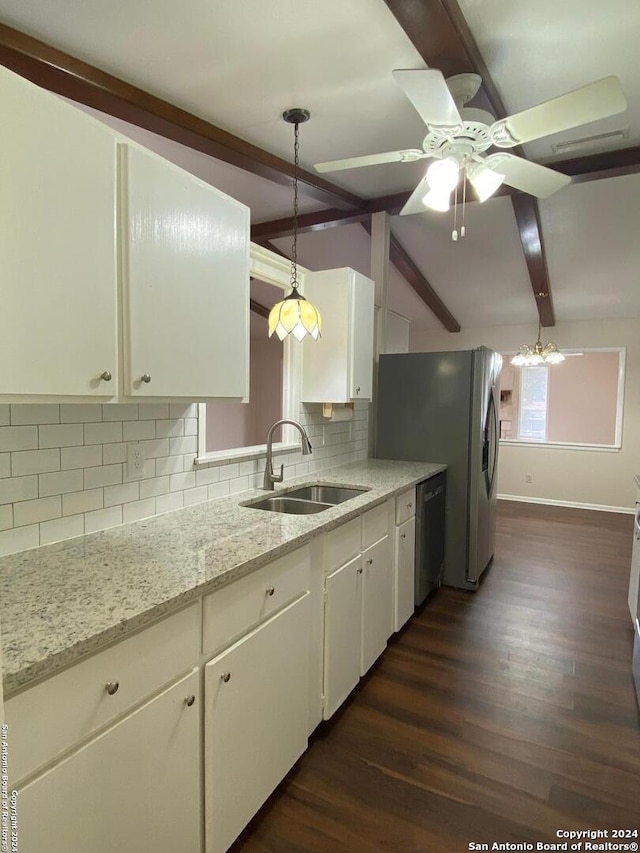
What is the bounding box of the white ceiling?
[1,0,639,330]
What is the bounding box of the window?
[499,348,625,449]
[197,244,304,464]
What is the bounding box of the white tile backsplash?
[11,449,60,476]
[10,404,60,425]
[0,426,38,452]
[39,424,84,449]
[0,400,367,556]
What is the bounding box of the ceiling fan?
[315,70,627,217]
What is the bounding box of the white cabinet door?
[122,144,249,399]
[348,271,375,400]
[361,535,393,675]
[0,67,118,397]
[394,516,416,632]
[204,594,309,853]
[301,268,374,402]
[323,554,363,719]
[629,507,640,623]
[16,671,201,853]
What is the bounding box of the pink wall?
[547,351,619,445]
[206,325,283,452]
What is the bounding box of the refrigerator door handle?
[486,385,499,495]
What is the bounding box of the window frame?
[499,346,626,452]
[195,243,307,466]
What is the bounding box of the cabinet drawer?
[325,517,361,573]
[5,603,199,785]
[202,545,310,657]
[395,488,416,525]
[362,501,390,549]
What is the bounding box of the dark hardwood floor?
[233,501,640,852]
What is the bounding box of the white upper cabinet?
[122,146,249,400]
[0,67,118,398]
[301,268,374,402]
[0,66,250,403]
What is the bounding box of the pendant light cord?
[291,121,300,291]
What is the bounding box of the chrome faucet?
[263,419,312,490]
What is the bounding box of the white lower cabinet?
[394,516,416,631]
[323,554,363,718]
[361,535,393,675]
[16,670,201,853]
[204,594,310,853]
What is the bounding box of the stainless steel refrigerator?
[375,347,502,591]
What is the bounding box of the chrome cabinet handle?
[356,386,361,394]
[357,567,363,574]
[140,374,151,384]
[184,695,196,707]
[407,502,413,510]
[266,585,275,596]
[366,558,373,565]
[100,371,112,382]
[221,672,231,683]
[401,533,406,539]
[105,681,119,695]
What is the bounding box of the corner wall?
[410,318,640,511]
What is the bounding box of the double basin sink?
[242,484,368,515]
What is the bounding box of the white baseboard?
[497,493,634,515]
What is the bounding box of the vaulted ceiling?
[1,0,639,333]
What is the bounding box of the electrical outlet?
[126,443,146,481]
[525,473,532,484]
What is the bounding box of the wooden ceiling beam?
[249,299,270,320]
[510,196,555,327]
[383,0,554,326]
[0,21,362,211]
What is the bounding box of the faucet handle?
[275,464,284,482]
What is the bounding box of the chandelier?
[511,323,565,366]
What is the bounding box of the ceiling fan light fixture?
[468,161,505,202]
[422,187,452,212]
[426,157,459,192]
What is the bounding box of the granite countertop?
[0,458,444,696]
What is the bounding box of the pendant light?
[511,322,565,366]
[268,108,322,342]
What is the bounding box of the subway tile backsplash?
[0,400,368,557]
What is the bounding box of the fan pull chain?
[452,181,459,242]
[461,173,467,238]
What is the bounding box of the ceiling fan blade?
[393,69,464,130]
[399,174,433,216]
[314,149,425,173]
[485,153,571,198]
[491,76,627,147]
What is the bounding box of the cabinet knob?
[184,694,196,707]
[366,558,373,565]
[407,503,413,510]
[401,533,406,539]
[356,386,361,394]
[221,672,232,683]
[357,567,363,574]
[140,374,152,384]
[105,681,119,695]
[266,585,275,596]
[100,371,112,382]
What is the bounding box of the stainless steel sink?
[284,485,367,504]
[245,496,333,514]
[242,483,368,514]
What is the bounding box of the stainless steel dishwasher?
[415,473,446,606]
